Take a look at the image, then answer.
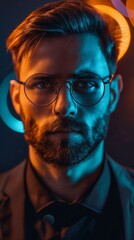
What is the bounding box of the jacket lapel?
[108,157,134,240]
[116,173,134,240]
[0,161,26,240]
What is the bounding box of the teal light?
[0,72,24,133]
[67,155,102,184]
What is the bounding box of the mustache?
[43,117,89,136]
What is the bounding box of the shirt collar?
[81,158,111,214]
[26,157,111,214]
[26,160,54,211]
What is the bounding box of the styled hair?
[6,0,120,77]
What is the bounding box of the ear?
[109,74,123,113]
[10,80,21,116]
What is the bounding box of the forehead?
[20,34,109,80]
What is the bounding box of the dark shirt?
[24,159,124,240]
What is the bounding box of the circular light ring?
[94,5,131,61]
[111,0,134,18]
[126,0,134,27]
[0,72,24,133]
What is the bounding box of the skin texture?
[10,34,122,201]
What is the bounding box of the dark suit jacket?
[0,156,134,240]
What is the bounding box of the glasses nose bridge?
[56,80,73,98]
[57,80,72,90]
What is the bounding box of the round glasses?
[17,72,113,107]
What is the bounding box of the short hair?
[6,0,120,77]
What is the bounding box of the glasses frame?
[17,72,114,107]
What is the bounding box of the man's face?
[12,34,119,167]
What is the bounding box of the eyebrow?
[72,70,97,77]
[38,70,99,79]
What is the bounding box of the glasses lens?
[72,74,104,107]
[25,74,58,106]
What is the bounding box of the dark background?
[0,0,134,172]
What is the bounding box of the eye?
[34,80,51,89]
[77,80,95,88]
[73,79,97,92]
[27,77,53,90]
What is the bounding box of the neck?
[29,142,104,202]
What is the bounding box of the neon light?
[111,0,134,18]
[0,72,24,133]
[126,0,134,27]
[94,5,131,61]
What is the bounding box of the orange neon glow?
[126,0,134,27]
[93,5,131,61]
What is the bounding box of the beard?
[20,107,110,167]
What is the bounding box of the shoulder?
[106,155,134,186]
[0,160,26,179]
[0,160,26,194]
[106,155,134,175]
[106,156,134,238]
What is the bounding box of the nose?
[53,83,77,117]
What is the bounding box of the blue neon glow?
[0,72,24,133]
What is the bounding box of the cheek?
[20,101,55,128]
[95,87,111,113]
[19,89,56,127]
[81,95,110,126]
[19,87,49,119]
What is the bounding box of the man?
[0,1,134,239]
